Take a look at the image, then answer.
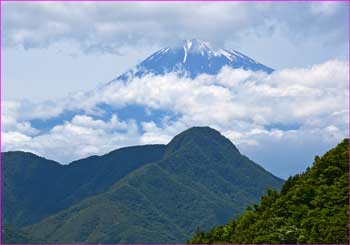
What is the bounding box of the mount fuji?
[30,39,275,148]
[114,39,273,81]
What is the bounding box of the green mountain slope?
[2,225,46,244]
[23,127,283,243]
[2,152,63,227]
[189,138,349,244]
[2,145,166,227]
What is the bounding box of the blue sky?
[2,2,349,178]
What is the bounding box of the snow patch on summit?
[113,39,274,81]
[219,49,235,62]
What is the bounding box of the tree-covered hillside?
[2,145,166,227]
[189,139,349,244]
[21,127,283,243]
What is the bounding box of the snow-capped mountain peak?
[183,39,211,54]
[115,39,273,81]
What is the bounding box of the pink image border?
[0,0,348,245]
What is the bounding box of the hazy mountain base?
[189,139,349,244]
[2,127,283,243]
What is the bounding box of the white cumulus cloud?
[1,59,348,177]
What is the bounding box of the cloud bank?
[4,2,348,56]
[2,59,348,178]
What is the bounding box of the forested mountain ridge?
[2,127,283,243]
[189,138,349,244]
[2,145,166,227]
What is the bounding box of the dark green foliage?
[2,145,166,227]
[2,224,46,244]
[3,127,283,243]
[2,152,63,227]
[189,139,349,244]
